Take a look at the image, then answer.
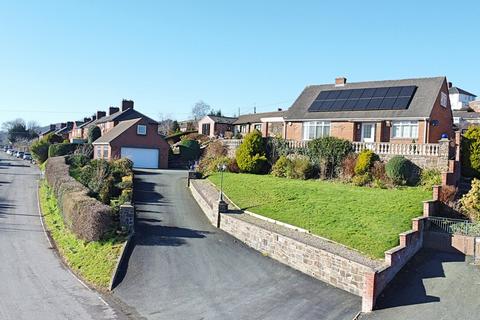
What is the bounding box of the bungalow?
[284,76,454,143]
[92,118,169,169]
[234,110,286,138]
[197,115,236,138]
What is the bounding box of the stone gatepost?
[438,138,451,169]
[119,203,135,234]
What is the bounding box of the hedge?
[48,143,78,158]
[45,156,113,241]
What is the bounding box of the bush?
[460,179,480,221]
[341,153,357,180]
[307,137,353,178]
[235,131,267,173]
[266,137,292,165]
[385,156,419,186]
[461,126,480,178]
[111,158,133,177]
[285,155,314,180]
[179,139,201,161]
[44,133,64,144]
[419,169,442,191]
[48,143,77,158]
[88,126,101,144]
[68,153,90,168]
[99,176,115,205]
[197,141,228,175]
[271,155,290,178]
[31,139,50,163]
[352,173,372,186]
[227,158,240,173]
[371,161,387,182]
[198,156,231,176]
[354,150,378,175]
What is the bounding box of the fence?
[427,216,480,237]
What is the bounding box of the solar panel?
[307,85,417,112]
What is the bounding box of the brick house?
[92,118,169,169]
[284,77,454,143]
[197,115,236,138]
[234,110,286,138]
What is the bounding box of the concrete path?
[113,169,361,320]
[0,152,127,320]
[360,249,480,320]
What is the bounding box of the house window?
[103,147,108,159]
[239,124,248,133]
[96,146,102,159]
[137,125,147,135]
[303,121,330,140]
[253,123,262,131]
[391,121,418,139]
[440,92,448,108]
[201,123,210,135]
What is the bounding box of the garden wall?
[45,156,113,241]
[189,179,432,312]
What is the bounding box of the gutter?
[285,116,428,122]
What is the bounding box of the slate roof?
[234,110,286,124]
[285,76,447,121]
[96,108,157,125]
[453,110,480,119]
[449,86,476,97]
[92,118,140,144]
[206,115,237,124]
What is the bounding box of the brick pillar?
[432,185,441,201]
[455,131,461,162]
[119,203,135,234]
[423,200,437,217]
[362,271,377,312]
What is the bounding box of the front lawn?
[39,181,126,289]
[208,173,431,259]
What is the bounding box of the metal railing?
[428,216,480,237]
[352,142,440,156]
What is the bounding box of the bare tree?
[27,121,41,135]
[158,113,174,135]
[192,100,211,121]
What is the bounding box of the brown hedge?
[45,156,113,241]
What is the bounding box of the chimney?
[60,123,66,128]
[96,111,106,120]
[448,82,453,88]
[277,108,283,111]
[121,99,134,111]
[50,124,56,131]
[92,114,97,121]
[335,77,347,86]
[109,106,120,115]
[66,121,74,128]
[83,117,91,123]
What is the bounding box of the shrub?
[461,126,480,178]
[99,176,115,204]
[117,174,133,190]
[198,156,231,176]
[286,155,314,180]
[227,158,240,173]
[31,139,50,163]
[307,137,353,178]
[88,126,101,144]
[266,137,292,165]
[371,161,387,182]
[419,169,442,191]
[48,143,77,158]
[460,179,480,221]
[44,133,64,144]
[271,155,291,178]
[180,133,209,143]
[235,130,267,173]
[354,150,378,175]
[341,153,357,180]
[179,139,201,161]
[440,185,457,205]
[68,153,90,168]
[385,156,419,186]
[352,173,372,186]
[111,158,133,177]
[203,140,227,158]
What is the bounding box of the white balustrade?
[351,142,439,156]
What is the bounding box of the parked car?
[16,151,24,158]
[7,149,14,155]
[23,153,32,161]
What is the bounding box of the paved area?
[0,152,128,320]
[113,169,361,320]
[360,249,480,320]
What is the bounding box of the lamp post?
[217,163,228,213]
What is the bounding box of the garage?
[121,147,159,169]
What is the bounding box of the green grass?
[209,173,431,259]
[39,181,125,289]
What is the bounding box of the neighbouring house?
[179,120,196,132]
[448,83,477,110]
[197,115,236,138]
[39,123,64,139]
[81,111,107,139]
[55,121,74,141]
[234,109,286,138]
[283,76,454,144]
[69,118,91,142]
[452,110,480,131]
[92,118,169,169]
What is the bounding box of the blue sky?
[0,0,478,127]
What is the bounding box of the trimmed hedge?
[48,143,78,158]
[179,139,201,161]
[45,156,113,241]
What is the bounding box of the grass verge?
[39,180,126,289]
[209,173,431,259]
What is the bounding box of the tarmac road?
[0,152,128,320]
[113,169,361,320]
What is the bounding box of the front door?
[361,123,375,142]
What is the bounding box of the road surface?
[113,169,361,320]
[0,152,127,320]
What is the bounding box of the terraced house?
[284,76,454,144]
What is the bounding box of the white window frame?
[391,120,418,139]
[302,121,331,141]
[440,92,448,108]
[137,124,147,135]
[253,123,262,131]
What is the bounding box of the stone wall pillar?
[119,203,135,234]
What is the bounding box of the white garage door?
[120,147,159,169]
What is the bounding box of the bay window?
[391,121,418,139]
[303,121,330,140]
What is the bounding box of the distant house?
[283,76,454,143]
[449,84,476,110]
[92,118,169,169]
[39,123,63,139]
[234,110,286,138]
[197,115,236,138]
[453,100,480,131]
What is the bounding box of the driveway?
[0,152,128,320]
[113,169,361,320]
[360,249,480,320]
